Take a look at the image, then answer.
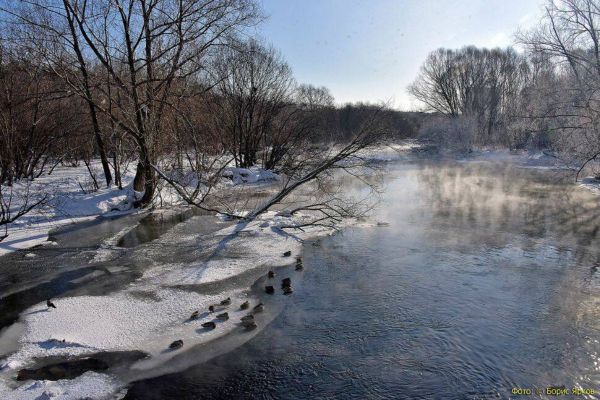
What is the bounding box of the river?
[1,159,599,399]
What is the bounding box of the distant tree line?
[409,46,530,149]
[409,0,600,177]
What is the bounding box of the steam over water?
[124,162,600,399]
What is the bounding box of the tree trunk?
[92,114,113,188]
[63,0,112,187]
[133,161,145,192]
[133,146,156,208]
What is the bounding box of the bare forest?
[410,0,600,179]
[0,0,420,237]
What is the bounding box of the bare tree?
[0,41,84,185]
[4,0,261,206]
[156,102,392,228]
[0,183,47,242]
[209,40,296,169]
[409,46,531,148]
[518,0,600,178]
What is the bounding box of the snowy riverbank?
[1,143,599,399]
[0,162,283,257]
[0,208,341,399]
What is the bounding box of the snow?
[138,212,323,286]
[0,162,285,257]
[0,161,138,257]
[355,141,423,162]
[222,167,279,185]
[10,289,250,363]
[580,177,600,195]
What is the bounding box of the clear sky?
[257,0,546,110]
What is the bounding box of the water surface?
[125,161,600,399]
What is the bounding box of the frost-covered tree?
[518,0,600,178]
[409,46,531,148]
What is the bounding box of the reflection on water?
[126,161,600,400]
[117,210,197,248]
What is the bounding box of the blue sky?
[257,0,545,110]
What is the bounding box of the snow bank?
[7,288,250,367]
[0,161,138,257]
[139,212,323,286]
[460,149,570,170]
[355,141,423,162]
[0,160,288,256]
[580,177,600,196]
[222,167,279,185]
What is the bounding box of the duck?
[46,299,56,309]
[243,321,257,330]
[283,286,293,295]
[202,321,216,329]
[295,261,304,271]
[283,250,292,257]
[189,310,199,320]
[281,277,291,288]
[220,297,231,306]
[265,285,275,294]
[253,303,264,313]
[208,305,215,313]
[241,314,254,322]
[268,270,275,278]
[240,301,250,310]
[216,312,229,320]
[169,340,183,349]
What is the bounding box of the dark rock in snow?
[283,251,292,257]
[265,286,275,294]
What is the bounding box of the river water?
[124,161,600,399]
[2,159,600,399]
